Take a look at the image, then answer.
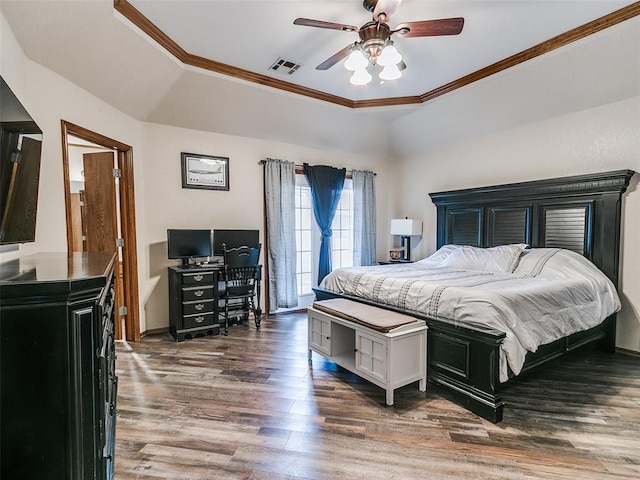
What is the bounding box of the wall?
[0,11,146,317]
[138,123,389,332]
[390,96,640,352]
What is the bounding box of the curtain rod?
[258,159,376,176]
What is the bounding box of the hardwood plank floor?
[115,313,640,479]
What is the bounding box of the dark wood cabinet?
[0,252,117,480]
[168,265,221,341]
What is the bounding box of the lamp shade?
[350,68,372,86]
[390,218,422,236]
[344,49,368,71]
[379,64,402,81]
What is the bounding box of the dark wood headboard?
[429,170,634,288]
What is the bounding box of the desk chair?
[220,243,261,335]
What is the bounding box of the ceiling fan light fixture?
[350,68,372,86]
[377,42,402,67]
[344,48,368,71]
[379,64,402,81]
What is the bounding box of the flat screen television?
[0,76,43,245]
[167,229,212,266]
[213,229,259,256]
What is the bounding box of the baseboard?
[141,326,169,338]
[616,347,640,358]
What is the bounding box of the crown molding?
[114,0,640,109]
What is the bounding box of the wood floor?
[115,313,640,480]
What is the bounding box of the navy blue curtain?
[303,163,346,284]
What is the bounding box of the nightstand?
[378,260,414,265]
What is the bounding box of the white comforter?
[319,247,621,382]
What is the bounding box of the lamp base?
[401,236,411,262]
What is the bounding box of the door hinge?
[116,238,124,247]
[112,168,121,178]
[118,306,127,316]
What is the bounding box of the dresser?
[0,252,117,480]
[168,265,221,341]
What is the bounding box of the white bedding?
[319,247,621,382]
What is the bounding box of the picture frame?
[181,152,229,191]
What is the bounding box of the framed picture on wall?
[181,152,229,191]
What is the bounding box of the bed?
[314,169,634,422]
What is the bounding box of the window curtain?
[264,159,298,310]
[303,163,346,284]
[352,169,376,266]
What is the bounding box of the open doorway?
[61,120,140,341]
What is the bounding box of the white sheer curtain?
[264,159,298,311]
[352,169,376,266]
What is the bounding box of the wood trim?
[60,122,74,254]
[118,148,141,341]
[113,0,640,109]
[60,120,141,341]
[184,53,354,108]
[419,2,640,105]
[113,0,187,61]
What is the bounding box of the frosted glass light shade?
[379,64,402,81]
[344,49,368,71]
[378,43,402,67]
[350,68,372,86]
[390,218,422,236]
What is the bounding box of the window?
[295,179,312,296]
[294,176,353,304]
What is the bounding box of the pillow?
[416,244,461,265]
[440,244,528,273]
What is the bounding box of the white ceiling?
[125,0,635,102]
[1,1,639,156]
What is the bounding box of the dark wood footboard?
[425,318,505,422]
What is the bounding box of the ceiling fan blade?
[395,17,464,38]
[316,44,354,70]
[373,0,403,22]
[294,18,358,32]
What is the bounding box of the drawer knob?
[195,316,205,323]
[195,303,205,311]
[194,290,204,297]
[193,274,204,282]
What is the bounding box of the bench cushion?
[312,298,417,333]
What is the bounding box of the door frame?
[61,120,141,341]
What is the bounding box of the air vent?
[270,58,302,75]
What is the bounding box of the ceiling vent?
[269,58,302,75]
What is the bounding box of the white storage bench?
[307,298,427,406]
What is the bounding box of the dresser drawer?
[183,299,214,316]
[183,312,215,329]
[182,271,214,286]
[182,285,214,302]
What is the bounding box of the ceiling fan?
[294,0,464,84]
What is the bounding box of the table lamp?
[390,218,422,261]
